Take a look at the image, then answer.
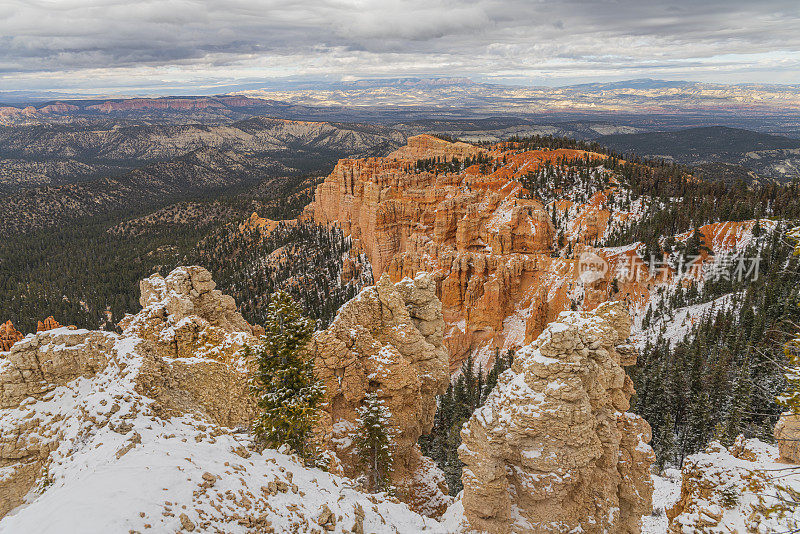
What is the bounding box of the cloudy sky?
[1,0,799,94]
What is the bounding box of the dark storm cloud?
[1,0,799,89]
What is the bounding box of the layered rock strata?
[305,272,451,516]
[458,301,654,533]
[304,135,652,368]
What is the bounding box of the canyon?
[1,124,798,533]
[4,264,795,533]
[304,134,786,369]
[0,266,655,533]
[304,134,658,368]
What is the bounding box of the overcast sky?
[1,0,799,94]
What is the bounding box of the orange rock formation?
[36,316,62,332]
[304,135,653,368]
[238,212,297,236]
[0,321,23,351]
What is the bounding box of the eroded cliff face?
[305,272,451,517]
[117,266,260,427]
[458,301,654,534]
[304,135,656,368]
[0,266,259,517]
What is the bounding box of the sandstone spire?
[36,316,62,332]
[458,301,654,533]
[305,272,451,516]
[0,320,23,351]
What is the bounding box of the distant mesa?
[238,212,297,237]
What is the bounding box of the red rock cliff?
[304,137,657,368]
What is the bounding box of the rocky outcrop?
[36,316,62,332]
[304,136,654,368]
[305,273,451,516]
[118,266,260,427]
[775,413,800,463]
[458,301,654,533]
[667,437,800,533]
[0,266,448,534]
[0,320,23,351]
[0,328,119,515]
[122,265,256,339]
[1,266,259,516]
[238,212,297,236]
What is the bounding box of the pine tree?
[354,392,394,492]
[419,351,514,495]
[723,359,751,445]
[249,291,324,462]
[777,226,800,417]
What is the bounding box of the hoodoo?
[0,320,23,351]
[458,301,654,533]
[305,273,451,516]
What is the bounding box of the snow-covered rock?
[306,272,452,517]
[458,300,655,533]
[668,437,800,533]
[0,266,454,532]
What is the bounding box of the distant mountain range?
[3,78,800,137]
[0,117,404,234]
[2,80,800,199]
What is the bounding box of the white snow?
[0,331,451,534]
[633,293,735,349]
[642,469,681,534]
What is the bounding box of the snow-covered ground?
[633,293,736,349]
[4,330,796,534]
[642,470,682,534]
[0,332,449,534]
[669,439,800,533]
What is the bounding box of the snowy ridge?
[0,328,456,533]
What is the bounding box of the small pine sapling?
[249,291,324,462]
[353,392,394,493]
